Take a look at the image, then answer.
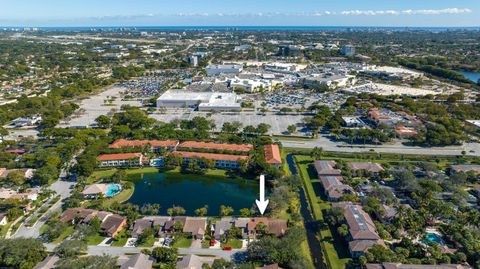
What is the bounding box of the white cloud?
[340,8,472,16]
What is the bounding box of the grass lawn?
[294,155,352,269]
[52,226,75,244]
[220,239,243,249]
[86,234,106,245]
[173,237,192,248]
[111,230,128,247]
[137,236,156,247]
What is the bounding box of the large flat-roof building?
[206,64,243,76]
[156,90,241,111]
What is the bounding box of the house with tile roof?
[119,253,154,269]
[263,144,282,167]
[334,202,383,258]
[177,141,253,155]
[109,139,178,152]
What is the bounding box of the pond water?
[459,71,480,83]
[127,172,258,216]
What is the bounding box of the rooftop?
[173,151,249,162]
[178,141,253,153]
[97,153,142,161]
[264,144,282,164]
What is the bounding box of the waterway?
[286,154,326,269]
[127,172,257,216]
[459,71,480,83]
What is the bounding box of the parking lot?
[58,86,142,128]
[150,111,311,136]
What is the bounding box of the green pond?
[127,172,258,216]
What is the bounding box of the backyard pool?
[105,184,122,198]
[423,232,445,245]
[127,172,258,216]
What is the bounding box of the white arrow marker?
[255,175,269,215]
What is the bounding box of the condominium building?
[97,153,143,167]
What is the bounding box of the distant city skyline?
[0,0,479,27]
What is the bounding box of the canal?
[286,154,326,269]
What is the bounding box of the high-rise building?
[341,45,356,56]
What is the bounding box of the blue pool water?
[105,184,122,198]
[424,232,444,245]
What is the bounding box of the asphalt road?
[279,135,480,156]
[44,244,240,260]
[13,156,78,239]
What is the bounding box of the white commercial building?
[229,77,280,93]
[264,63,299,74]
[157,90,241,111]
[206,64,243,76]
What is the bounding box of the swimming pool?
[105,184,122,198]
[423,232,444,245]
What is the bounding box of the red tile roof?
[264,144,282,165]
[109,139,178,148]
[395,126,418,135]
[97,153,142,161]
[173,151,248,162]
[178,141,253,153]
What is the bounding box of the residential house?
[119,253,154,269]
[109,139,179,153]
[347,162,384,175]
[313,160,342,176]
[183,217,208,240]
[214,217,249,241]
[33,256,60,269]
[59,208,127,237]
[320,176,354,201]
[334,202,383,258]
[0,188,39,201]
[176,254,204,269]
[173,151,248,170]
[247,218,287,239]
[164,216,187,234]
[141,216,172,237]
[131,218,154,238]
[0,168,35,180]
[82,183,116,198]
[97,153,143,167]
[264,144,282,168]
[101,214,128,237]
[450,165,480,175]
[314,161,354,201]
[366,263,472,269]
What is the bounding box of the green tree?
[54,240,87,258]
[220,205,234,216]
[0,238,47,269]
[95,115,111,129]
[195,205,208,216]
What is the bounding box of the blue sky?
[0,0,478,27]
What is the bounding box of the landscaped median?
[294,155,352,269]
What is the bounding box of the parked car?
[223,246,232,251]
